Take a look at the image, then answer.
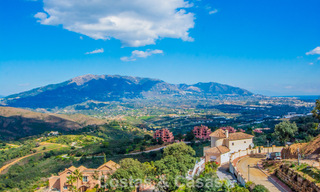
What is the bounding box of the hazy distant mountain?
[0,74,253,108]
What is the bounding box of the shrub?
[252,184,269,192]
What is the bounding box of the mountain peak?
[70,74,105,86]
[1,74,254,108]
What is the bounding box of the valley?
[0,75,319,192]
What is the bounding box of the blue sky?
[0,0,320,96]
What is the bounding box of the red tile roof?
[204,146,230,154]
[209,129,226,138]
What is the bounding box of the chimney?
[225,130,229,138]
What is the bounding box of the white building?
[204,129,254,164]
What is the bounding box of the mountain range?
[0,74,253,109]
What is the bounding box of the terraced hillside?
[0,107,107,140]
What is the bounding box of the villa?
[204,129,254,164]
[48,160,119,192]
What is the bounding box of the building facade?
[204,129,254,164]
[153,128,174,143]
[193,125,212,140]
[48,160,119,192]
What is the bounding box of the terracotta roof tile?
[98,160,120,170]
[209,129,226,138]
[228,132,254,140]
[204,146,230,154]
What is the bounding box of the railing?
[186,157,205,180]
[229,145,284,186]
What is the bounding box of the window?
[244,141,246,143]
[67,172,71,174]
[232,142,234,146]
[83,176,88,182]
[63,186,68,190]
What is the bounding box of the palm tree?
[73,169,83,191]
[66,175,77,192]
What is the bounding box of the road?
[216,163,237,186]
[125,141,195,155]
[0,144,67,174]
[125,146,167,155]
[237,156,291,192]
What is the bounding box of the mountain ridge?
[0,106,107,140]
[0,74,254,109]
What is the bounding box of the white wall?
[227,138,253,153]
[211,137,217,147]
[220,152,231,164]
[211,137,224,147]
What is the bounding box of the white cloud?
[34,12,48,21]
[34,0,195,47]
[121,49,163,61]
[209,9,218,15]
[79,36,83,40]
[318,57,320,60]
[309,62,314,65]
[306,46,320,55]
[85,48,104,55]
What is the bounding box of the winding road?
[236,156,292,192]
[0,144,67,174]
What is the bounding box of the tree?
[153,143,196,191]
[103,153,107,163]
[312,99,320,121]
[273,121,298,145]
[252,184,269,192]
[110,158,148,192]
[144,134,153,140]
[175,133,184,141]
[219,179,232,192]
[232,184,250,192]
[72,169,83,191]
[157,137,164,145]
[140,146,146,152]
[66,175,77,192]
[185,131,195,141]
[101,141,109,148]
[133,137,142,144]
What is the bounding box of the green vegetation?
[0,149,72,192]
[252,184,269,192]
[291,162,320,183]
[45,135,104,146]
[1,99,319,191]
[0,141,36,167]
[273,121,298,145]
[312,99,320,121]
[104,143,249,192]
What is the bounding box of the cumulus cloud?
[209,9,218,15]
[306,46,320,55]
[121,49,163,61]
[34,0,195,47]
[85,48,104,55]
